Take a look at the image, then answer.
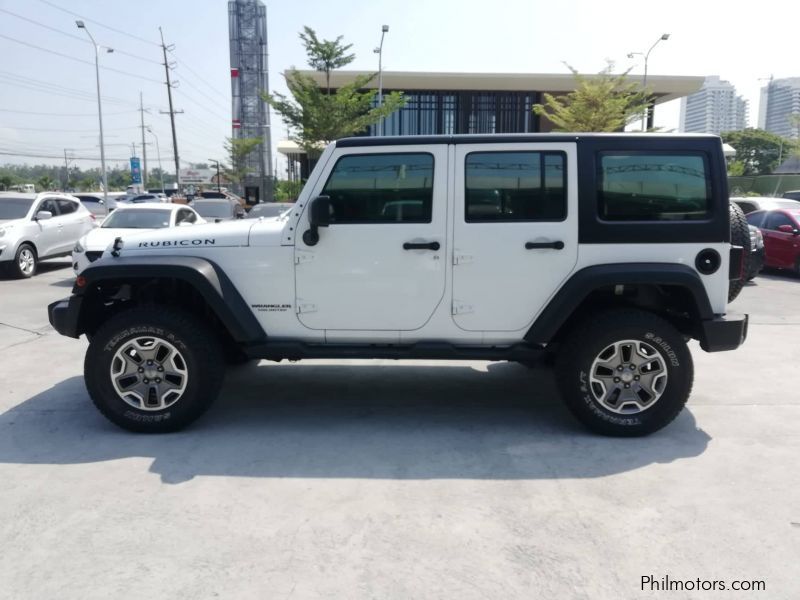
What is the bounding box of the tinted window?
[0,198,34,219]
[322,153,434,223]
[38,199,59,216]
[175,209,196,224]
[465,151,566,222]
[745,211,766,228]
[764,212,794,230]
[734,201,757,214]
[598,153,710,221]
[56,199,78,215]
[192,201,232,219]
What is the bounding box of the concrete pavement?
[0,260,798,599]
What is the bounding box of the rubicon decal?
[137,239,216,247]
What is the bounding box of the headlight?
[73,240,85,253]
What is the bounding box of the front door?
[451,143,579,332]
[32,198,63,257]
[295,147,448,335]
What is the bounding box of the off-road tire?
[12,243,37,279]
[555,309,694,437]
[84,306,225,433]
[729,203,750,302]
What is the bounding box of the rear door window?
[598,153,711,221]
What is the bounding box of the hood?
[0,218,23,227]
[118,220,255,253]
[83,227,156,251]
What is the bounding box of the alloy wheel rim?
[19,249,34,275]
[588,339,668,414]
[110,336,189,411]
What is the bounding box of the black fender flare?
[74,255,265,342]
[524,263,714,344]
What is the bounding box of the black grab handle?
[403,241,440,251]
[525,241,565,250]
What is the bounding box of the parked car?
[0,192,95,278]
[745,208,800,275]
[782,190,800,201]
[730,196,800,214]
[121,193,166,204]
[73,193,119,220]
[246,202,294,219]
[746,225,765,280]
[189,198,245,222]
[72,203,205,275]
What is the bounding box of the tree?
[222,137,262,187]
[274,179,303,202]
[533,62,651,132]
[0,174,16,190]
[298,26,355,94]
[721,128,797,175]
[264,27,405,157]
[37,175,57,191]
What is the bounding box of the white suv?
[0,192,95,278]
[49,134,748,436]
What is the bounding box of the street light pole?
[628,33,670,131]
[373,24,389,136]
[76,21,112,204]
[146,128,165,194]
[208,159,221,192]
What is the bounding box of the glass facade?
[367,91,540,136]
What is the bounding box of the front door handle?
[525,241,564,250]
[403,241,440,251]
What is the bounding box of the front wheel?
[555,310,694,437]
[12,243,37,278]
[84,306,225,432]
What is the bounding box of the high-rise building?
[679,76,748,134]
[228,0,272,203]
[758,77,800,139]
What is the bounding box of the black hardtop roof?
[336,132,722,148]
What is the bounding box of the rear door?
[55,198,88,252]
[451,143,578,331]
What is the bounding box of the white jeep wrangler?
[49,134,748,436]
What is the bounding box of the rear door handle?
[403,241,440,251]
[525,241,564,250]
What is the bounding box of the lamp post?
[208,159,221,192]
[373,24,389,136]
[146,127,165,194]
[76,20,113,204]
[627,33,670,131]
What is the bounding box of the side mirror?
[776,224,797,234]
[303,195,331,246]
[178,221,193,227]
[35,210,53,221]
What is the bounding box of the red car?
[745,208,800,275]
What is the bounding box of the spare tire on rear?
[728,202,750,302]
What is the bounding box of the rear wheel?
[84,306,225,432]
[555,309,693,436]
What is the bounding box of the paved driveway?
[1,260,798,599]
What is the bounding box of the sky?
[1,0,798,177]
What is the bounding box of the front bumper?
[699,313,748,352]
[48,296,83,339]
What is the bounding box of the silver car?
[0,192,95,278]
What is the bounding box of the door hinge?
[296,302,318,314]
[295,250,315,264]
[452,300,474,315]
[453,253,473,265]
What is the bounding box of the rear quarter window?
[598,153,711,221]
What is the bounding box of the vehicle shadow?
[0,361,710,484]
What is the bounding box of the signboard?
[130,157,142,185]
[179,168,215,184]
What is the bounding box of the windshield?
[193,202,232,218]
[248,203,290,218]
[102,209,171,229]
[0,198,35,219]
